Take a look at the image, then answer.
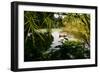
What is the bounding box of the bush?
[24,35,90,61]
[48,40,90,60]
[24,32,53,61]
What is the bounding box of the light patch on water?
[50,31,62,50]
[49,31,78,50]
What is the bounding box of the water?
[44,31,62,54]
[50,31,62,50]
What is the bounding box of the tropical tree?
[62,13,90,47]
[24,11,54,61]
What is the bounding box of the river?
[50,31,62,50]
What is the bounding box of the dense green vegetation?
[24,11,90,61]
[62,13,90,47]
[48,40,90,60]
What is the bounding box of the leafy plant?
[48,40,90,60]
[24,11,54,61]
[62,13,90,47]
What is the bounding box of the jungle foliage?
[24,11,90,61]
